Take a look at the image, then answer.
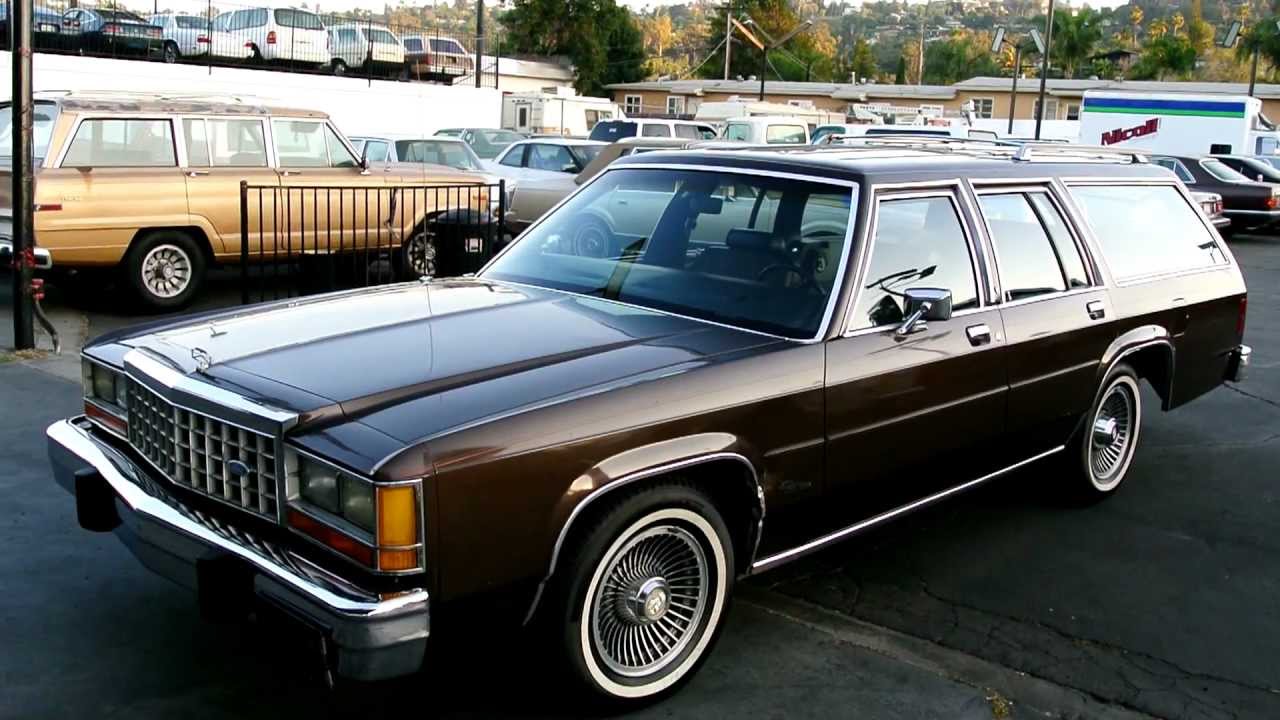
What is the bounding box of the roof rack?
[818,134,1147,165]
[1010,142,1148,164]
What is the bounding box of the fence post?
[474,0,484,89]
[239,180,249,305]
[10,0,34,349]
[207,0,213,75]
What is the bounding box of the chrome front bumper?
[0,238,53,269]
[1227,345,1252,383]
[1211,215,1232,230]
[46,418,430,682]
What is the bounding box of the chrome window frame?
[841,180,990,338]
[478,162,860,344]
[1062,177,1237,287]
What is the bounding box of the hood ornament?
[191,347,213,373]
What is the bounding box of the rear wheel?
[402,229,437,278]
[549,484,733,706]
[1065,363,1142,501]
[125,230,206,310]
[162,41,179,63]
[332,59,347,76]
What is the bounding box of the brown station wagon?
[0,92,493,308]
[47,141,1251,705]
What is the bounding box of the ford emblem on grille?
[226,459,253,480]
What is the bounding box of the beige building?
[606,77,1280,124]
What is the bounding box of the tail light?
[267,30,276,44]
[102,22,118,34]
[1268,194,1280,210]
[197,35,209,43]
[1238,296,1248,338]
[1215,200,1223,215]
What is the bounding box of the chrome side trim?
[750,446,1065,573]
[522,451,763,625]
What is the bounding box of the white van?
[327,23,405,76]
[588,119,718,142]
[720,116,811,145]
[1078,90,1280,156]
[224,7,328,66]
[810,123,969,144]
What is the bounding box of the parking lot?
[2,235,1278,720]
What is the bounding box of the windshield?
[589,121,638,142]
[571,144,603,166]
[0,102,57,163]
[1201,158,1252,183]
[482,168,854,339]
[395,139,481,171]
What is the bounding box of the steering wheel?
[756,263,820,291]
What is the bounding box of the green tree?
[500,0,645,95]
[1186,0,1215,55]
[894,55,907,84]
[1051,8,1103,79]
[849,37,878,82]
[1132,34,1198,80]
[921,32,1000,84]
[1236,16,1280,78]
[698,0,836,81]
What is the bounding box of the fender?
[522,433,764,625]
[1097,325,1175,410]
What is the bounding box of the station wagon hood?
[117,279,784,442]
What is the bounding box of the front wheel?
[552,484,733,705]
[402,230,437,278]
[162,41,179,63]
[331,59,347,76]
[1065,363,1142,501]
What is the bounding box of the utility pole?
[1034,0,1056,141]
[475,0,484,89]
[10,0,34,349]
[723,3,732,80]
[1009,45,1021,134]
[917,16,924,85]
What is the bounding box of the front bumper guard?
[46,418,429,682]
[0,239,53,269]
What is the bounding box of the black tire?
[332,59,348,76]
[401,229,437,279]
[162,41,179,63]
[124,230,206,311]
[547,483,734,707]
[1064,362,1142,502]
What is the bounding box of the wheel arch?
[1097,326,1175,411]
[129,225,216,264]
[522,436,764,625]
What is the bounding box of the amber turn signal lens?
[379,549,420,571]
[377,485,418,548]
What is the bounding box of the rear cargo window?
[1069,184,1227,280]
[589,121,638,142]
[274,9,322,29]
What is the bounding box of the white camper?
[502,89,620,137]
[1078,90,1280,156]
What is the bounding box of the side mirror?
[561,163,578,174]
[895,288,952,337]
[359,144,370,171]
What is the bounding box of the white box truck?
[1079,90,1280,156]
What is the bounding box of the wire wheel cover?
[1090,381,1135,484]
[590,524,709,678]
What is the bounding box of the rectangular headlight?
[287,448,423,573]
[81,358,128,435]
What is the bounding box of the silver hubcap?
[1090,381,1136,487]
[141,244,192,299]
[591,524,709,678]
[406,234,436,277]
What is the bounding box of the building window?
[971,97,994,119]
[919,104,944,116]
[624,95,642,115]
[1034,98,1060,120]
[666,96,686,115]
[1066,103,1081,121]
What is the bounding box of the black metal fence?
[0,0,502,88]
[238,181,506,305]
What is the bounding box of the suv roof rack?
[816,134,1147,165]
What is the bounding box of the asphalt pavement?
[1,238,1278,719]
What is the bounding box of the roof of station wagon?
[613,141,1177,184]
[36,91,328,119]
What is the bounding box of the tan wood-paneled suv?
[2,92,492,308]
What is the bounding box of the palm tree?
[1051,8,1103,78]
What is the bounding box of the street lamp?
[1222,19,1280,98]
[991,27,1043,135]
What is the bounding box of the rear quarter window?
[1069,184,1227,280]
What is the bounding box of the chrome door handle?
[1087,300,1106,320]
[966,323,992,346]
[281,170,301,177]
[186,170,209,177]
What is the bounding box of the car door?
[824,185,1008,526]
[179,116,279,261]
[974,183,1116,458]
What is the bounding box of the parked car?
[588,119,717,142]
[401,34,473,80]
[436,127,525,159]
[47,141,1250,705]
[504,136,695,235]
[1211,153,1280,184]
[2,91,491,308]
[327,22,404,77]
[1151,154,1280,235]
[1190,190,1231,232]
[146,13,215,62]
[486,138,606,184]
[203,11,256,60]
[0,5,67,51]
[1254,155,1280,172]
[223,6,328,65]
[349,135,486,173]
[720,115,811,144]
[60,8,162,57]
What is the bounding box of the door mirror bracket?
[895,288,953,337]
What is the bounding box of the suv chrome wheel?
[1087,373,1141,492]
[404,232,437,277]
[141,244,193,299]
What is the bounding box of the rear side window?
[589,121,637,142]
[724,123,750,141]
[1153,157,1195,183]
[63,119,175,167]
[853,195,978,330]
[403,37,423,52]
[1070,184,1227,280]
[274,9,322,29]
[641,124,671,138]
[367,28,395,44]
[979,193,1071,300]
[766,125,807,144]
[674,124,699,140]
[499,145,525,167]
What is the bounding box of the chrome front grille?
[126,380,280,519]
